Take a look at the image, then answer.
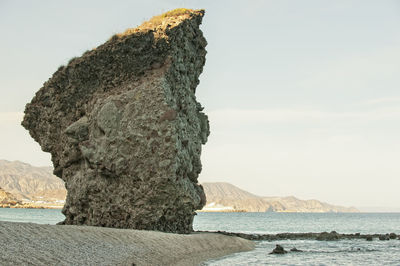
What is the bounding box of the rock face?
[22,9,209,233]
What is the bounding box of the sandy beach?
[0,221,254,265]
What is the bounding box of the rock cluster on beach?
[22,9,209,233]
[202,230,400,242]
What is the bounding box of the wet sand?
[0,221,254,265]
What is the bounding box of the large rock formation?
[22,9,209,233]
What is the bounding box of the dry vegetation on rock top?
[115,8,204,38]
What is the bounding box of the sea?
[1,209,399,265]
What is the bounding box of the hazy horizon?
[1,0,399,211]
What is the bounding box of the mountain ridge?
[0,160,66,201]
[0,160,358,212]
[202,182,359,213]
[0,186,21,206]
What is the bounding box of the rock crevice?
[22,9,209,233]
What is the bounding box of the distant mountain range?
[202,182,359,212]
[0,160,66,201]
[0,160,358,212]
[0,186,20,205]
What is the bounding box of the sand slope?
[0,221,254,265]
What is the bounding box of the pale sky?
[1,0,399,211]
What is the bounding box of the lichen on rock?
[22,9,209,233]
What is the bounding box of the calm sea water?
[1,209,399,265]
[193,212,400,265]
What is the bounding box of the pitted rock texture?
[22,9,209,233]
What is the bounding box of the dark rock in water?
[366,236,373,241]
[22,9,209,234]
[316,231,339,241]
[389,233,397,239]
[379,235,390,241]
[270,244,287,254]
[290,247,303,252]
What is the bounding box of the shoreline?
[0,205,62,209]
[0,221,254,265]
[2,206,363,212]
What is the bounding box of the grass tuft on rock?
[112,8,203,40]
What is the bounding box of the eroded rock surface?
[22,9,209,233]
